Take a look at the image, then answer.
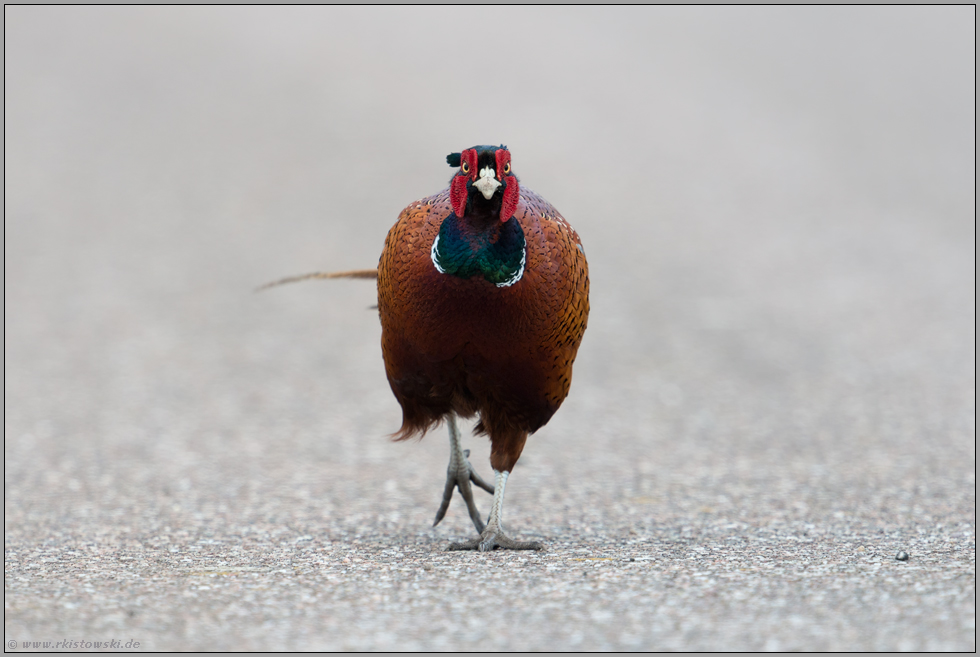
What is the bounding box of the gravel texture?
[5,7,975,652]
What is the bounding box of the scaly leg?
[447,470,543,551]
[433,414,494,533]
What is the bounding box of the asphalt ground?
[5,7,975,651]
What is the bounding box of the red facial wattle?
[494,149,510,179]
[450,149,478,217]
[500,175,519,223]
[495,149,519,223]
[449,176,467,217]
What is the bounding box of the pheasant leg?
[433,414,494,533]
[447,470,543,551]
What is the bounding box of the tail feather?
[255,268,378,292]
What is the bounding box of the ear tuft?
[446,153,461,167]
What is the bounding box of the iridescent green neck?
[431,214,526,288]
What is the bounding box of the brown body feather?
[377,188,589,472]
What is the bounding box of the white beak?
[473,166,501,200]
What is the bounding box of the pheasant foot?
[433,415,494,533]
[444,469,543,551]
[446,527,543,552]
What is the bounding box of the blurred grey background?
[5,6,975,651]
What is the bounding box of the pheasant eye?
[461,162,470,174]
[503,163,511,175]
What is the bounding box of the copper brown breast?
[378,187,589,450]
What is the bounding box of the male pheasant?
[378,145,589,551]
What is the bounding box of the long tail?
[255,268,378,292]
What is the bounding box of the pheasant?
[378,145,589,551]
[260,145,589,551]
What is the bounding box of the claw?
[447,528,543,552]
[432,475,457,528]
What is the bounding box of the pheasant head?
[446,145,520,222]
